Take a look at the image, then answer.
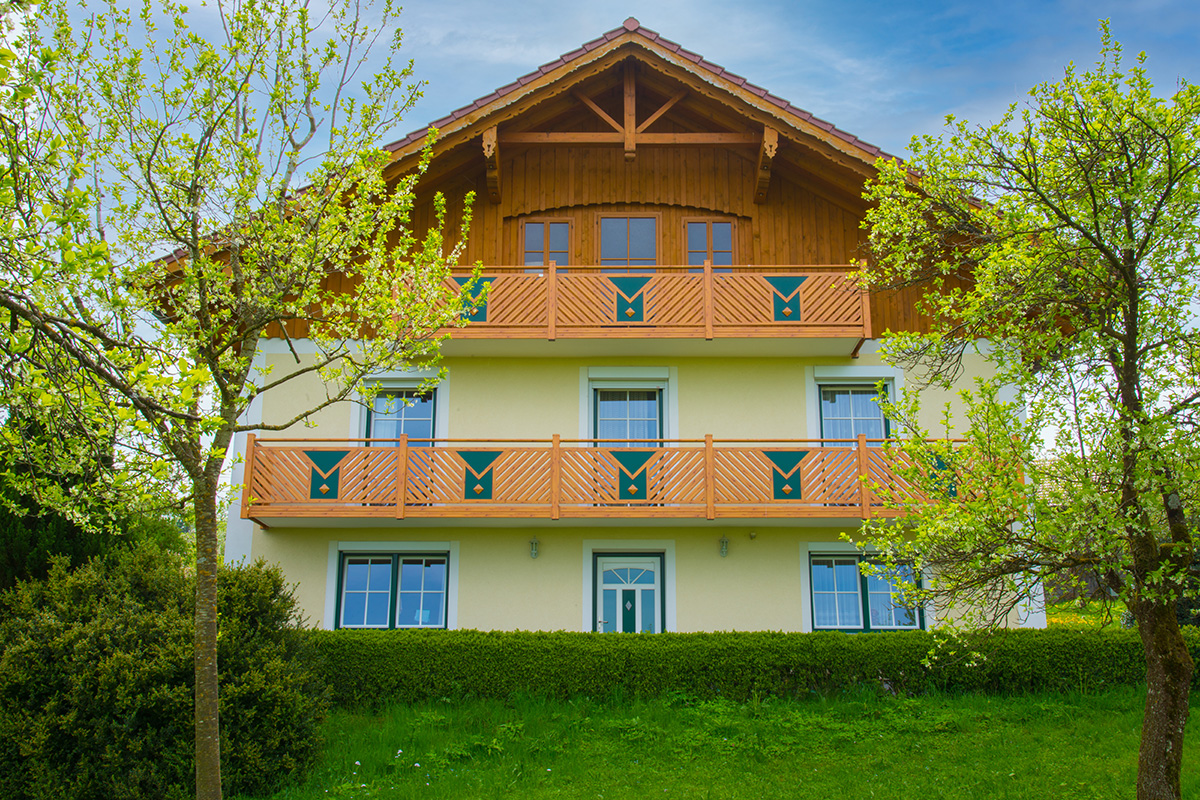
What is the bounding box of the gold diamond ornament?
[625,308,636,318]
[473,484,484,495]
[782,484,793,495]
[319,484,330,495]
[782,306,793,317]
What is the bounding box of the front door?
[595,555,662,633]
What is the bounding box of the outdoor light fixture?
[530,536,539,559]
[719,535,729,557]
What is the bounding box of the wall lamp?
[530,536,539,559]
[719,535,729,558]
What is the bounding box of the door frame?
[593,552,665,633]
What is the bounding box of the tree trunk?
[194,483,222,800]
[1134,599,1193,800]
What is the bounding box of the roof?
[382,17,899,167]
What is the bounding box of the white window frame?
[349,368,450,443]
[579,367,679,442]
[804,365,903,442]
[324,540,459,630]
[581,539,676,632]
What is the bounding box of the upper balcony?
[240,434,924,528]
[439,263,871,357]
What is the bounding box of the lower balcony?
[240,435,922,524]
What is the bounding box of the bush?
[0,546,327,800]
[309,626,1200,709]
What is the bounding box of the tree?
[859,24,1199,800]
[0,1,475,797]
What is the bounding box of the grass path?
[244,685,1197,800]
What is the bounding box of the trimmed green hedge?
[309,627,1200,708]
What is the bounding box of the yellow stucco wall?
[250,524,867,633]
[254,348,998,442]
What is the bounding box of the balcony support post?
[394,434,409,519]
[703,259,714,340]
[547,261,558,341]
[240,433,257,518]
[704,434,716,520]
[550,434,561,520]
[857,433,870,519]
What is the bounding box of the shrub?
[0,546,327,800]
[308,627,1200,709]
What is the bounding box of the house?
[223,18,1046,634]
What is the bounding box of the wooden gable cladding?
[501,145,757,219]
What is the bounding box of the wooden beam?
[500,131,625,144]
[755,127,779,204]
[635,132,759,145]
[497,131,758,146]
[573,90,623,132]
[623,63,636,161]
[481,126,500,204]
[636,88,687,133]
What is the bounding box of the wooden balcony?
[445,263,871,341]
[240,434,921,524]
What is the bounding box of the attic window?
[600,216,656,271]
[523,220,570,270]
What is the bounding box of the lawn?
[1045,598,1127,629]
[241,685,1198,800]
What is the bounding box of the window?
[366,389,435,445]
[523,220,569,270]
[594,388,662,446]
[686,219,733,271]
[810,556,920,631]
[600,216,656,271]
[819,385,887,442]
[338,553,448,629]
[594,553,664,633]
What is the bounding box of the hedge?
[309,627,1200,709]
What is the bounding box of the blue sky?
[389,0,1200,157]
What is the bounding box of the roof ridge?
[382,18,899,165]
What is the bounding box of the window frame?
[596,213,660,271]
[335,551,451,630]
[325,540,458,630]
[365,388,437,446]
[580,367,678,444]
[592,387,664,447]
[803,365,904,445]
[817,384,891,442]
[520,216,572,272]
[683,216,736,271]
[808,553,923,632]
[350,372,450,446]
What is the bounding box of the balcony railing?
[240,434,925,523]
[445,263,871,340]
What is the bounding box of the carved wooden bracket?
[482,126,500,204]
[755,127,778,204]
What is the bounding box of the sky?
[385,0,1200,157]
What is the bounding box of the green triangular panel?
[766,276,806,321]
[310,468,340,500]
[306,450,349,476]
[611,449,658,477]
[454,276,491,322]
[764,275,807,298]
[765,450,807,476]
[459,450,504,476]
[608,276,653,297]
[618,472,647,501]
[930,453,958,499]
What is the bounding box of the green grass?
[238,686,1198,800]
[1045,598,1127,629]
